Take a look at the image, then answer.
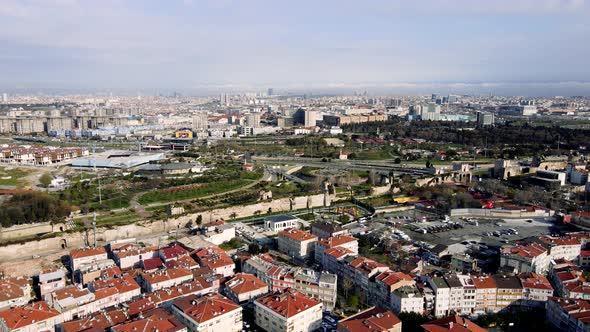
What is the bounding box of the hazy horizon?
[3,81,590,98]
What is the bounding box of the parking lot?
[375,210,562,247]
[407,217,561,247]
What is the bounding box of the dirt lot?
[0,250,66,277]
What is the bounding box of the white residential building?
[278,229,318,261]
[139,267,193,292]
[224,273,269,304]
[171,294,242,332]
[69,247,108,273]
[500,243,549,274]
[193,247,235,277]
[110,243,159,269]
[242,254,338,310]
[0,277,32,311]
[38,269,67,299]
[0,301,62,332]
[518,272,554,308]
[424,277,451,318]
[314,235,358,266]
[390,286,424,315]
[255,288,322,332]
[264,215,301,232]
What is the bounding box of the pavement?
[388,214,560,248]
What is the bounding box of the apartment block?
[0,301,62,332]
[224,273,269,304]
[0,276,32,311]
[500,243,549,274]
[314,235,358,266]
[242,254,338,310]
[193,247,235,277]
[277,229,318,261]
[255,288,322,332]
[171,294,242,332]
[69,247,108,274]
[139,267,193,292]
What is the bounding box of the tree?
[39,172,52,188]
[358,289,367,308]
[196,215,203,225]
[425,160,433,169]
[342,278,354,299]
[347,295,359,309]
[230,212,238,220]
[248,243,261,255]
[398,312,429,332]
[394,157,401,164]
[367,170,378,186]
[0,191,71,227]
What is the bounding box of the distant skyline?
[1,0,590,95]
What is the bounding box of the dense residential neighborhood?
[2,4,590,330]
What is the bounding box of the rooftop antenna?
[92,212,97,248]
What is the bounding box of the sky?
[1,0,590,95]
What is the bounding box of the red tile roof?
[177,255,199,269]
[70,247,107,259]
[160,245,189,260]
[111,307,185,332]
[518,272,553,291]
[317,235,357,248]
[278,229,317,242]
[226,273,268,295]
[324,247,354,259]
[255,288,321,319]
[94,287,119,301]
[422,315,487,332]
[471,276,497,289]
[501,243,546,259]
[538,235,581,247]
[374,270,413,286]
[0,301,60,330]
[172,294,241,323]
[92,274,140,295]
[141,267,192,286]
[123,297,157,317]
[193,247,234,269]
[339,307,401,332]
[59,308,128,332]
[148,277,213,305]
[113,245,159,259]
[0,277,30,303]
[51,285,92,302]
[142,257,164,271]
[349,257,388,275]
[100,266,122,279]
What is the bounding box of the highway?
[255,155,493,176]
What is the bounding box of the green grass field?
[0,167,30,188]
[138,179,252,204]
